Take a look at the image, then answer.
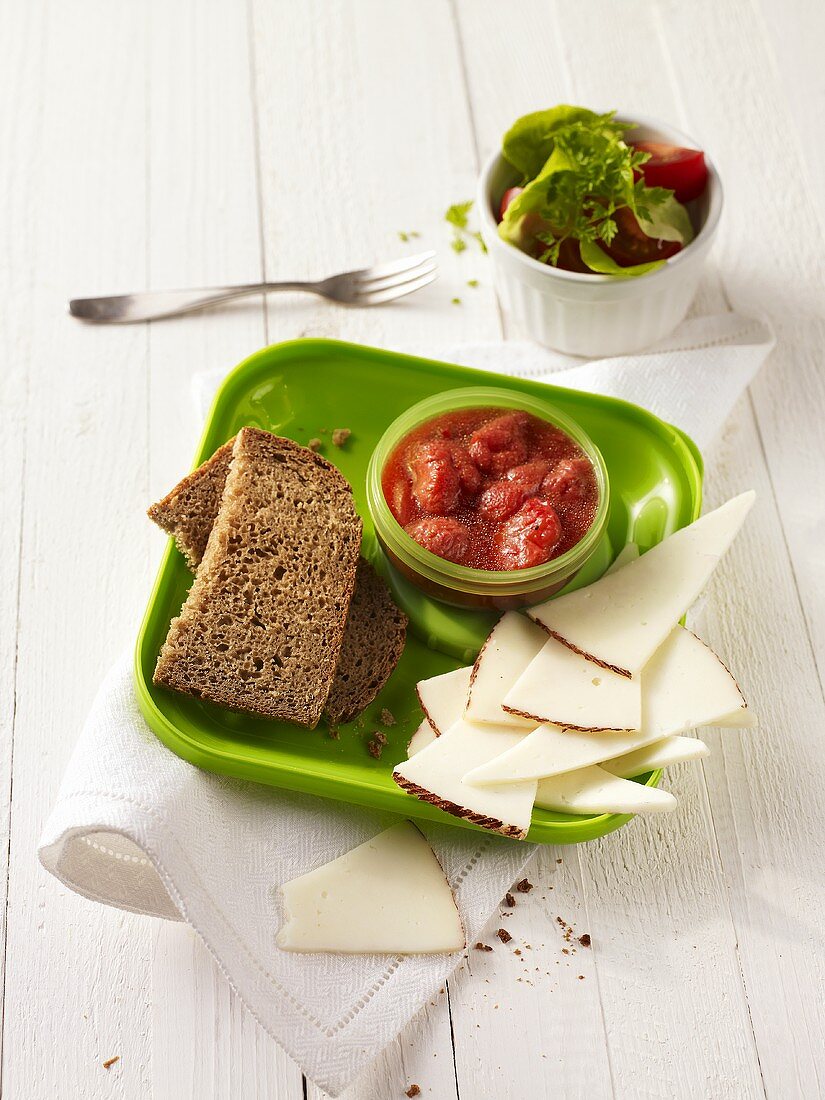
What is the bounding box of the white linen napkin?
[39,312,773,1098]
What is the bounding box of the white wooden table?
[3,2,824,1096]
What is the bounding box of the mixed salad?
[497,106,708,277]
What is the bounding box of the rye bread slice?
[148,438,236,569]
[153,428,362,727]
[149,438,407,723]
[325,558,407,725]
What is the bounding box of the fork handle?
[68,281,315,324]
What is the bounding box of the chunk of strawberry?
[478,461,550,522]
[494,498,562,569]
[388,473,416,527]
[408,441,461,515]
[468,412,530,477]
[543,456,593,506]
[406,517,471,565]
[449,444,483,496]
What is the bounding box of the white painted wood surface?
[1,1,823,1096]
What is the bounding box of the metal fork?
[68,251,438,323]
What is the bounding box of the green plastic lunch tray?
[135,339,703,845]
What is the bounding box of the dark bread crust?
[149,436,406,723]
[392,773,527,839]
[154,429,362,728]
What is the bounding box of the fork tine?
[358,270,438,306]
[361,259,437,294]
[356,251,436,283]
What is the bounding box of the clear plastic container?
[366,387,609,610]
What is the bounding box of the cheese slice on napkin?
[277,821,464,954]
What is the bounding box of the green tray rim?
[134,338,704,845]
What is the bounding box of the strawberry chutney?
[381,407,599,571]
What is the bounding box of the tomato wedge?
[498,186,523,221]
[599,207,682,267]
[631,141,708,203]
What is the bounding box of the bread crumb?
[373,730,388,745]
[332,428,351,448]
[102,1057,120,1070]
[515,878,533,893]
[307,438,323,452]
[367,738,384,759]
[328,727,340,740]
[578,974,585,980]
[556,858,562,864]
[380,707,396,726]
[496,928,512,944]
[504,891,515,908]
[405,1086,421,1098]
[474,942,493,952]
[579,933,591,948]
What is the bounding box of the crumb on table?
[380,707,396,726]
[406,1086,421,1098]
[474,942,493,952]
[102,1056,120,1070]
[515,878,533,893]
[496,927,512,944]
[332,427,351,447]
[308,438,323,452]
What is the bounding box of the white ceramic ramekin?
[477,114,723,357]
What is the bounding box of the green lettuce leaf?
[502,105,610,180]
[636,189,694,246]
[578,240,665,278]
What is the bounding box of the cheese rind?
[503,636,642,731]
[393,719,536,838]
[465,627,748,785]
[416,666,473,736]
[535,765,676,815]
[276,821,465,954]
[465,612,545,728]
[528,492,755,677]
[602,735,709,778]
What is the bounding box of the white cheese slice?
[602,735,709,778]
[465,627,749,785]
[535,765,676,815]
[502,635,642,731]
[465,611,545,729]
[416,666,473,735]
[407,720,438,757]
[393,719,536,839]
[528,492,755,678]
[276,821,465,954]
[605,542,640,574]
